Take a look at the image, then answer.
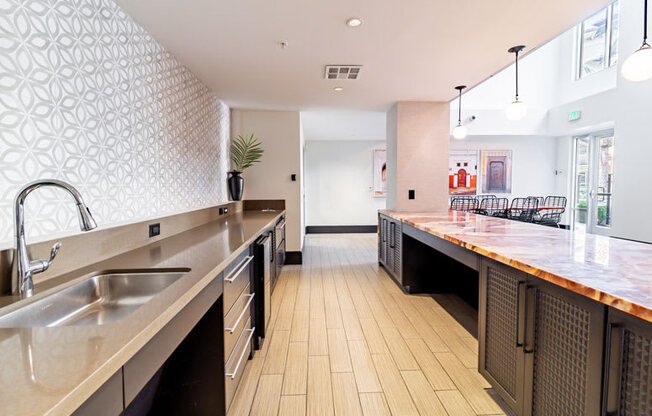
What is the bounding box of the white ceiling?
[301,111,386,141]
[116,0,609,111]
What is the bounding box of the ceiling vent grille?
[324,65,362,80]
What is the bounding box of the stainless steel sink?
[0,269,189,328]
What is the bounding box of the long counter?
[0,210,283,416]
[380,209,652,323]
[379,209,652,416]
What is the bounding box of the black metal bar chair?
[509,197,539,222]
[451,197,478,212]
[450,195,477,209]
[534,196,567,227]
[527,196,545,206]
[489,198,509,218]
[476,194,497,201]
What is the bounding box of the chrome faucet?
[13,180,97,297]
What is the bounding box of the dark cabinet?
[479,259,604,416]
[378,215,401,282]
[603,308,652,416]
[478,261,527,412]
[379,216,387,265]
[523,277,604,416]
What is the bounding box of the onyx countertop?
[381,210,652,323]
[0,210,282,416]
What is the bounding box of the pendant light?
[505,45,527,121]
[622,0,652,81]
[452,85,468,139]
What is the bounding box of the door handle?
[225,293,255,333]
[602,323,624,415]
[389,222,395,248]
[515,281,526,348]
[523,286,537,354]
[225,256,254,283]
[225,327,256,379]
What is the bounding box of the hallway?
[228,234,507,416]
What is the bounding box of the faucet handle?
[27,241,62,275]
[48,242,62,266]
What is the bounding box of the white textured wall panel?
[0,0,229,245]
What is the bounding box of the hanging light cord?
[644,0,649,46]
[458,89,462,125]
[515,49,520,101]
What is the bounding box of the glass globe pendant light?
[622,0,652,81]
[452,85,468,140]
[506,45,527,121]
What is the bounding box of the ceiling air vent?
[324,65,362,80]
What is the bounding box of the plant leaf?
[230,133,264,171]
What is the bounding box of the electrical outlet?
[408,190,415,200]
[149,223,160,238]
[219,208,224,215]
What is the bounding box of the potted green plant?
[229,133,264,201]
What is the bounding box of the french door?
[572,131,614,235]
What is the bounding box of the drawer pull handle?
[225,327,256,379]
[225,293,255,333]
[225,256,254,283]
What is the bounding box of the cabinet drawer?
[224,283,254,360]
[224,253,253,316]
[225,317,254,411]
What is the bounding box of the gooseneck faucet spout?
[13,179,97,297]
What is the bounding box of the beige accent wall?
[231,110,304,252]
[386,102,450,211]
[386,104,398,210]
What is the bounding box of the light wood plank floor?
[228,234,509,416]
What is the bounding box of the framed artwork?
[373,148,387,197]
[481,150,513,194]
[449,150,478,195]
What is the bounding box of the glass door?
[572,132,615,235]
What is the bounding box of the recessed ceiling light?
[346,17,362,27]
[333,87,343,91]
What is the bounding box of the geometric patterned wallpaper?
[0,0,230,246]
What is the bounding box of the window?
[577,1,619,79]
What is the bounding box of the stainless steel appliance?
[223,248,255,410]
[253,233,272,350]
[273,216,286,289]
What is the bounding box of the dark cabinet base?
[401,233,479,307]
[125,296,225,416]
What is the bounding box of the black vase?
[228,171,244,201]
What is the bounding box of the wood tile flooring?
[228,234,508,416]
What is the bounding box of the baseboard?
[305,225,377,234]
[285,251,303,264]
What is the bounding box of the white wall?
[305,141,386,226]
[450,136,558,198]
[611,0,652,242]
[231,110,304,252]
[449,0,652,242]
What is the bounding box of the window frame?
[576,1,619,80]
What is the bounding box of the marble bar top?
[380,209,652,323]
[0,210,283,416]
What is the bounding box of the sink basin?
[0,269,189,328]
